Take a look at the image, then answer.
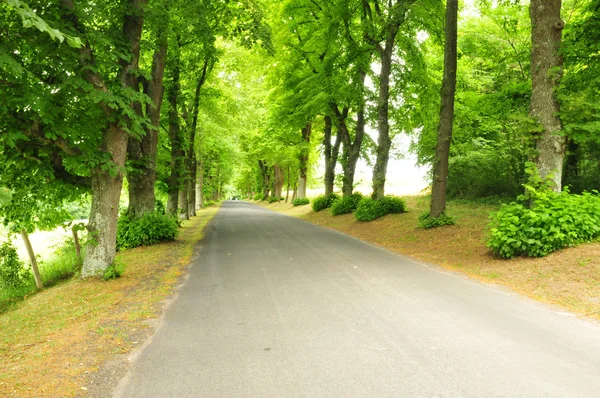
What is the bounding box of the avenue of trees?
[1,0,600,279]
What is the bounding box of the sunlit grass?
[0,205,220,397]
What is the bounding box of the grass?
[258,196,600,321]
[0,205,220,397]
[0,242,81,313]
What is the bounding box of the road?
[116,201,600,397]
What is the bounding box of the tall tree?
[127,1,170,217]
[530,0,565,191]
[365,0,417,199]
[429,0,458,219]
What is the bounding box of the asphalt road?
[116,201,600,397]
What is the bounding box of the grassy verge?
[257,197,600,321]
[0,242,81,313]
[0,206,220,397]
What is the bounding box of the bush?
[292,197,309,206]
[354,195,407,222]
[253,193,262,201]
[311,193,340,212]
[330,193,363,216]
[381,195,407,214]
[0,240,26,289]
[418,212,455,229]
[268,196,284,203]
[488,188,600,258]
[116,212,179,250]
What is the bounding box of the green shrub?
[0,240,26,288]
[488,189,600,258]
[116,212,179,250]
[155,199,166,215]
[311,193,340,212]
[354,195,407,222]
[268,196,284,203]
[418,212,455,229]
[253,193,262,201]
[381,195,407,214]
[292,197,310,206]
[330,193,363,216]
[204,200,216,207]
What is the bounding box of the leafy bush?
[204,200,216,207]
[268,196,284,203]
[354,195,407,222]
[116,212,179,250]
[418,212,455,229]
[292,197,309,206]
[330,193,363,216]
[0,240,26,288]
[311,193,340,212]
[253,193,262,201]
[381,195,407,214]
[487,163,600,258]
[488,188,600,258]
[155,199,166,215]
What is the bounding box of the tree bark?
[178,188,189,219]
[370,1,415,199]
[185,60,210,217]
[530,0,565,191]
[64,0,146,277]
[20,229,42,289]
[72,225,81,262]
[297,123,312,199]
[196,158,204,209]
[285,165,291,202]
[127,39,167,217]
[430,0,458,219]
[166,37,183,215]
[323,115,342,197]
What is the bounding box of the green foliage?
[418,212,455,229]
[311,193,339,212]
[488,166,600,258]
[292,197,309,206]
[253,193,263,201]
[155,199,166,215]
[330,193,364,216]
[383,196,408,214]
[116,212,179,251]
[268,196,284,203]
[103,260,126,281]
[354,196,407,222]
[0,240,26,289]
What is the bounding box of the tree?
[530,0,565,191]
[429,0,458,219]
[365,0,417,199]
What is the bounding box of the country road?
[115,201,600,397]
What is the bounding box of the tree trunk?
[196,158,204,209]
[127,40,167,217]
[430,0,458,219]
[166,37,183,215]
[188,161,196,216]
[72,225,81,262]
[185,60,209,217]
[80,0,145,277]
[370,1,414,199]
[372,44,394,200]
[530,0,565,192]
[178,188,189,219]
[323,115,342,197]
[20,229,42,289]
[285,165,291,202]
[297,123,312,199]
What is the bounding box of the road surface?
[116,201,600,397]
